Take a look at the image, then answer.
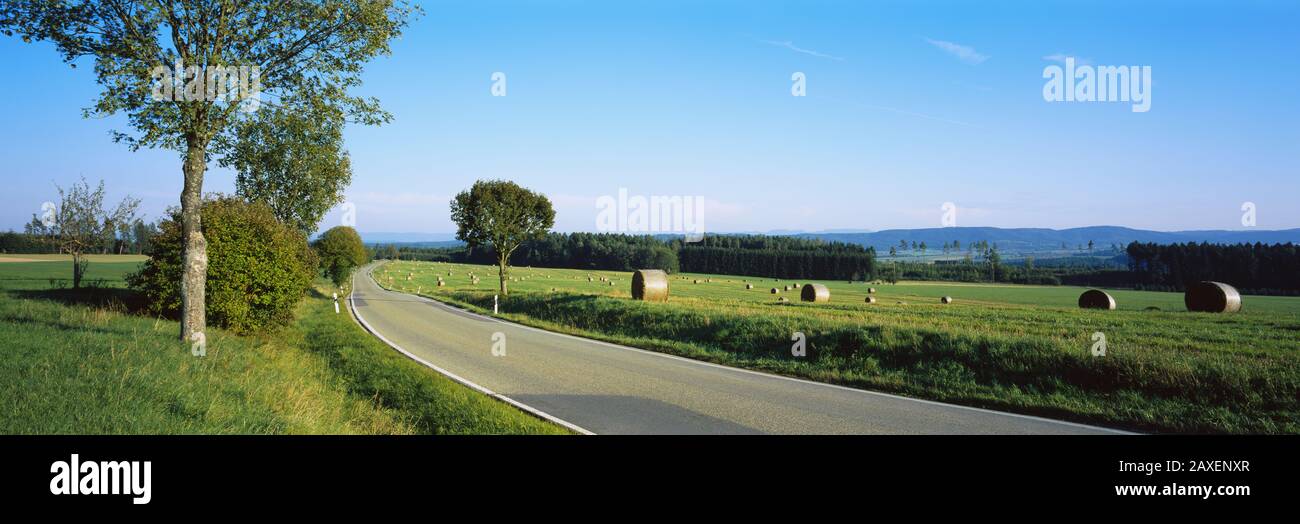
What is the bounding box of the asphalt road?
[350,265,1127,435]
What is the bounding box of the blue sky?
[1,0,1297,235]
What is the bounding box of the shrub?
[313,226,368,287]
[128,196,316,334]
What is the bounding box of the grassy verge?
[377,261,1300,434]
[0,259,567,434]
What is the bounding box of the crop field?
[375,260,1300,434]
[0,254,145,289]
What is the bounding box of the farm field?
[0,258,566,434]
[376,260,1300,434]
[0,254,145,288]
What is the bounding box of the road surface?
[350,265,1127,435]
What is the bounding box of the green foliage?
[224,103,352,234]
[1127,241,1300,294]
[449,180,555,294]
[128,197,315,334]
[314,226,368,287]
[0,1,417,154]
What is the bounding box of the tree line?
[377,233,877,281]
[1126,242,1300,295]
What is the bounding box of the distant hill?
[352,227,1300,256]
[358,232,460,247]
[796,226,1300,254]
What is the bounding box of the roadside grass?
[378,260,1300,434]
[297,285,568,434]
[0,258,566,435]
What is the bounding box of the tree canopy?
[1,0,417,340]
[450,180,555,295]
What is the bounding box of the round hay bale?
[693,279,701,284]
[864,296,876,304]
[800,283,830,303]
[631,269,669,302]
[1078,289,1116,310]
[867,287,876,294]
[940,296,953,304]
[778,297,788,303]
[745,283,754,290]
[1185,281,1241,313]
[770,287,780,294]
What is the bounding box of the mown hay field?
[376,260,1300,434]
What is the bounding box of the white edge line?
[371,263,1135,435]
[349,267,595,435]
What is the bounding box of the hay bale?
[867,287,876,294]
[864,296,876,304]
[693,279,701,284]
[940,296,953,304]
[778,297,788,303]
[770,287,780,294]
[800,283,830,303]
[745,283,754,290]
[631,269,669,302]
[1185,281,1242,313]
[1078,289,1117,310]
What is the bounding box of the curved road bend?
[350,265,1127,435]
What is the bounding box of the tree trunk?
[72,252,82,289]
[179,137,208,341]
[497,254,509,296]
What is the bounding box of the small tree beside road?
[449,180,555,296]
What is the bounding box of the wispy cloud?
[925,37,988,65]
[762,39,845,61]
[1043,53,1092,66]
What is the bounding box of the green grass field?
[377,260,1300,434]
[0,256,566,434]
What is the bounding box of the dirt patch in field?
[0,257,46,263]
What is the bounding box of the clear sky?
[1,0,1297,236]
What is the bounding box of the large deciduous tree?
[223,101,352,235]
[450,180,555,296]
[1,0,415,342]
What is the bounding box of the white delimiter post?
[333,292,339,314]
[494,295,499,315]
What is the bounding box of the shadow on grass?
[11,286,149,315]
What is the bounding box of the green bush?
[128,196,316,334]
[313,226,368,287]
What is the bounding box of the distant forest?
[1125,242,1300,295]
[376,233,878,281]
[371,234,1300,294]
[12,225,1288,293]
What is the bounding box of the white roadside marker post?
[494,294,499,315]
[333,292,339,314]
